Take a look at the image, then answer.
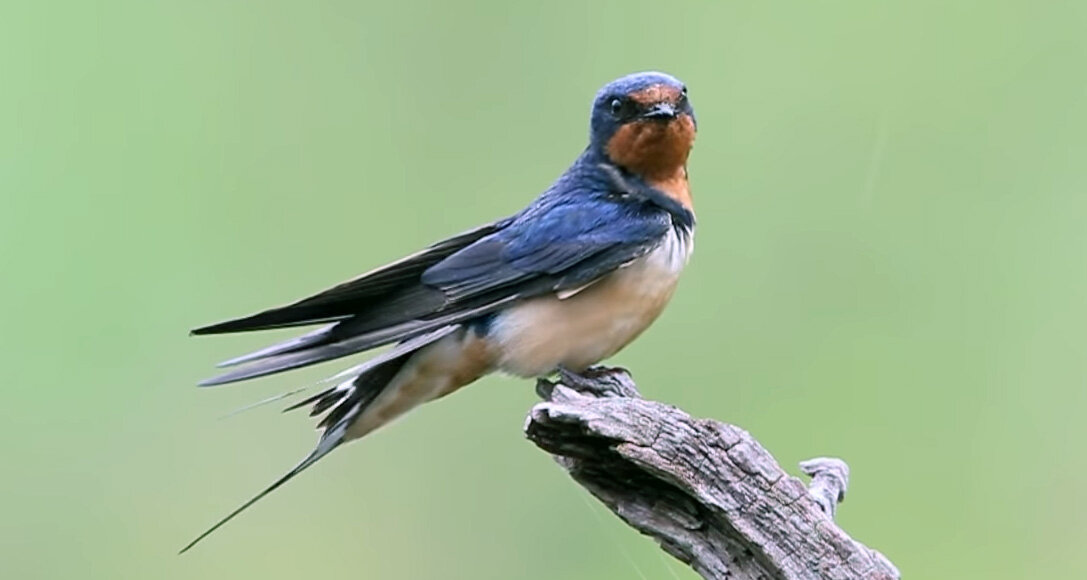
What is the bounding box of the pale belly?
[488,227,693,377]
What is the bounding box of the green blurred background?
[3,1,1085,578]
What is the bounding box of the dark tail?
[179,327,457,554]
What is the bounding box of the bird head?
[589,72,697,180]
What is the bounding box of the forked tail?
[179,326,462,553]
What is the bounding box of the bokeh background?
[3,1,1085,578]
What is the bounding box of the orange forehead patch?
[628,84,683,105]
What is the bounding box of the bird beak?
[641,102,678,120]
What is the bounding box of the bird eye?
[681,85,688,96]
[609,98,624,116]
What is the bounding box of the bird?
[181,71,698,553]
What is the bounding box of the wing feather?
[195,184,675,386]
[191,220,508,335]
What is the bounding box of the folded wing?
[193,193,671,386]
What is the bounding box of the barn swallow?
[182,71,698,552]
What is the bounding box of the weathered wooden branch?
[524,367,900,580]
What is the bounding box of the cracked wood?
[524,367,899,580]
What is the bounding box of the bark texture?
[524,367,900,580]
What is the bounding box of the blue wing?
[422,193,670,299]
[193,179,673,386]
